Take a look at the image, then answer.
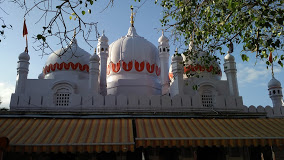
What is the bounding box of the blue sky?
[0,0,283,108]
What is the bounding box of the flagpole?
[23,18,28,54]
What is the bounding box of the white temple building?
[9,16,284,116]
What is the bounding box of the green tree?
[158,0,284,67]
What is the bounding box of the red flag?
[23,19,28,53]
[269,52,273,63]
[23,19,28,37]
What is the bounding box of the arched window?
[198,83,216,108]
[52,81,76,107]
[101,48,104,51]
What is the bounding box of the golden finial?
[130,6,134,27]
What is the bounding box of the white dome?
[99,33,108,43]
[268,77,281,88]
[224,53,235,61]
[43,38,91,79]
[19,51,30,61]
[158,31,169,44]
[107,27,161,95]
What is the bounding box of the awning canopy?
[135,118,284,148]
[0,118,134,153]
[1,117,284,153]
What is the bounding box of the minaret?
[170,49,184,97]
[268,75,284,108]
[89,49,100,94]
[15,50,30,94]
[158,30,170,95]
[97,31,109,96]
[224,43,239,96]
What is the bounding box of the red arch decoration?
[107,60,160,76]
[146,62,155,73]
[43,62,89,75]
[111,61,121,73]
[122,61,133,71]
[135,61,145,72]
[156,65,161,76]
[183,64,221,76]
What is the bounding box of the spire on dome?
[99,30,109,43]
[158,29,169,43]
[130,6,134,27]
[70,29,78,45]
[127,26,138,37]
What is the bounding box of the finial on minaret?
[175,48,178,53]
[228,41,234,53]
[94,47,97,54]
[162,29,164,36]
[269,52,274,78]
[130,6,134,27]
[102,30,105,35]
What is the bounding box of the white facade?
[10,20,284,117]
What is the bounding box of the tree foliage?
[159,0,284,67]
[1,0,115,56]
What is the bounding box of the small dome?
[99,32,108,43]
[268,77,281,88]
[224,53,235,61]
[19,51,30,61]
[43,37,91,79]
[172,54,183,61]
[38,72,44,79]
[90,52,100,61]
[158,31,169,44]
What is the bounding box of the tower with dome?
[2,8,284,160]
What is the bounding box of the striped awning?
[0,118,134,153]
[135,118,284,148]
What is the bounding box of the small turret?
[268,76,284,108]
[15,50,30,94]
[89,49,100,94]
[97,31,109,96]
[169,49,184,97]
[158,30,170,95]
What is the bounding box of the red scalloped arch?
[43,62,89,75]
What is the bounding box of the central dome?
[107,27,161,95]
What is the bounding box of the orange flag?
[269,52,273,63]
[23,19,28,53]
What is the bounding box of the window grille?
[55,88,70,106]
[201,94,214,107]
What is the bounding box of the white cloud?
[0,82,15,109]
[237,63,281,87]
